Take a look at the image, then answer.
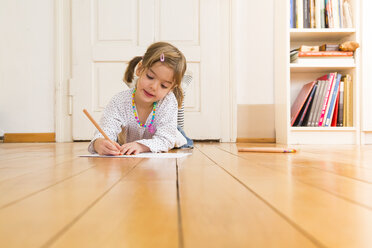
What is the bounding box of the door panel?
[72,0,225,140]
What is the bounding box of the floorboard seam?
[217,146,372,211]
[0,161,97,209]
[197,146,326,248]
[40,159,144,248]
[176,159,185,248]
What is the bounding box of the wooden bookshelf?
[274,0,360,144]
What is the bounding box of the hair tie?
[160,53,165,62]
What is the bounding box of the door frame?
[55,0,237,142]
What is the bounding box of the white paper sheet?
[79,152,191,158]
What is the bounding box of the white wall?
[235,0,274,105]
[0,0,54,133]
[234,0,275,139]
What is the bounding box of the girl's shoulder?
[158,91,177,108]
[111,88,133,104]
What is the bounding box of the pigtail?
[173,85,184,108]
[123,56,143,83]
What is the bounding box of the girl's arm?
[88,93,125,154]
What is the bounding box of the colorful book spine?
[331,89,340,126]
[298,83,318,126]
[324,74,341,127]
[325,0,333,28]
[310,80,325,126]
[337,80,344,126]
[298,51,353,56]
[318,73,336,126]
[290,0,294,28]
[311,74,330,126]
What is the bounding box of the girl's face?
[135,62,174,105]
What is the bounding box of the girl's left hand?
[120,142,150,155]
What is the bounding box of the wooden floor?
[1,142,372,248]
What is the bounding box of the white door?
[71,0,229,140]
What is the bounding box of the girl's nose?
[150,80,159,91]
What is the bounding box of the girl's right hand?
[93,138,122,156]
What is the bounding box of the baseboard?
[236,138,276,143]
[4,133,56,143]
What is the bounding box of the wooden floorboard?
[177,148,318,248]
[0,149,142,247]
[218,143,372,210]
[49,158,179,248]
[1,142,372,247]
[196,143,372,248]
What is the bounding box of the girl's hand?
[93,138,122,156]
[120,142,150,155]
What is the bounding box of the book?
[320,0,325,28]
[318,73,336,126]
[310,0,316,28]
[337,80,344,126]
[332,0,340,28]
[299,45,319,52]
[319,44,340,51]
[306,74,329,126]
[322,73,338,126]
[297,0,304,28]
[339,0,344,28]
[290,0,296,28]
[315,0,321,28]
[291,80,317,126]
[343,74,353,126]
[297,83,318,126]
[306,81,322,126]
[304,0,310,28]
[331,88,340,126]
[325,0,333,28]
[290,50,299,63]
[311,80,329,126]
[298,51,353,56]
[294,51,354,65]
[324,74,341,127]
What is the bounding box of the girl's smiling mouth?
[143,89,155,98]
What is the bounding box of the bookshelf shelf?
[291,127,356,131]
[274,0,360,145]
[290,28,356,42]
[290,64,356,72]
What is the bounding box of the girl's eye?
[161,84,168,89]
[146,74,154,80]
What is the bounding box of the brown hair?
[124,42,187,107]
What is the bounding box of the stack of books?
[290,44,354,65]
[291,72,353,127]
[290,0,353,29]
[294,51,354,65]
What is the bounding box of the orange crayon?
[238,147,297,153]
